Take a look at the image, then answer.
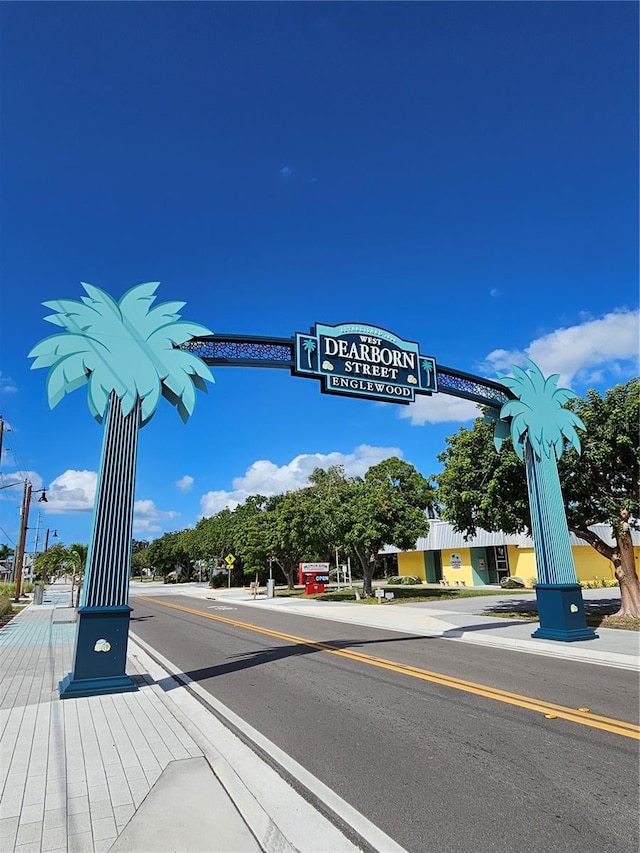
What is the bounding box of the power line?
[0,524,16,546]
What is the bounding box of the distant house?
[381,520,640,587]
[0,558,13,583]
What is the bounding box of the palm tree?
[494,359,585,586]
[303,338,317,369]
[34,543,88,606]
[29,282,213,695]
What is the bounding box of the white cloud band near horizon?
[401,307,639,426]
[199,444,404,517]
[42,469,178,534]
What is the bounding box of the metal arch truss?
[180,334,514,409]
[181,335,294,369]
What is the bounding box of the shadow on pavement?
[149,621,536,692]
[153,633,433,690]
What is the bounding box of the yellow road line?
[140,596,640,741]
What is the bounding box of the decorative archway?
[29,284,596,699]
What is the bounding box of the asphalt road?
[130,594,639,853]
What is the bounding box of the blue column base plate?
[532,583,598,642]
[59,605,137,698]
[59,672,138,699]
[531,625,599,642]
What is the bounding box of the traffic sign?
[225,553,236,566]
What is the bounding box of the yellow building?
[385,521,639,587]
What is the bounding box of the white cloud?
[483,308,639,388]
[0,373,17,394]
[133,500,179,535]
[399,394,481,427]
[0,471,44,503]
[490,288,499,298]
[38,469,178,534]
[199,444,404,517]
[45,470,96,512]
[176,475,194,492]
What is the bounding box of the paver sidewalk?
[0,586,376,853]
[0,599,209,853]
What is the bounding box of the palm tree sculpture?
[494,359,595,640]
[29,282,214,696]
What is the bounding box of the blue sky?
[0,2,637,552]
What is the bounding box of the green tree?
[33,543,67,581]
[131,547,151,580]
[189,509,237,567]
[338,458,436,597]
[231,496,269,580]
[148,532,194,581]
[437,380,640,616]
[33,542,88,605]
[263,490,321,588]
[559,382,640,615]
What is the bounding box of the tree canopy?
[144,457,434,596]
[437,379,640,615]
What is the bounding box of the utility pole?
[13,480,32,603]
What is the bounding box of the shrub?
[581,577,618,590]
[0,581,34,597]
[386,575,423,585]
[0,595,12,617]
[500,576,526,589]
[209,573,228,589]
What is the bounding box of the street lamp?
[44,528,58,552]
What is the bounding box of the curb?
[128,632,407,853]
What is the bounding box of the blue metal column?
[60,393,140,698]
[524,440,597,641]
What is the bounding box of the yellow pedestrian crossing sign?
[225,554,236,566]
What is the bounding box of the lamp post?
[44,528,58,553]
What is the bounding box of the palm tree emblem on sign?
[29,282,214,697]
[493,359,586,588]
[421,358,433,388]
[303,338,317,369]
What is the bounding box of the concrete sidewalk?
[1,584,396,853]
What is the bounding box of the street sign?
[225,554,235,566]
